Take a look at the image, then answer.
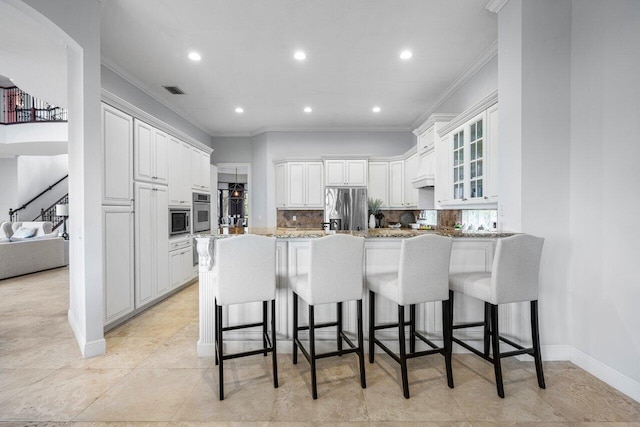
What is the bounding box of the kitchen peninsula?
[195,228,514,357]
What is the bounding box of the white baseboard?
[67,309,106,359]
[197,340,216,357]
[570,346,640,403]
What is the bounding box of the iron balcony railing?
[1,86,68,124]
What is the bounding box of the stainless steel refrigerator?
[324,187,368,231]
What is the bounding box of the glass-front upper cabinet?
[451,113,486,203]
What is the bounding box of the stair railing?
[8,174,68,222]
[33,194,69,231]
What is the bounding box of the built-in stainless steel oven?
[193,193,211,265]
[169,208,190,236]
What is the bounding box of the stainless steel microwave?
[169,208,190,236]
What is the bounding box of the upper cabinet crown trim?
[101,89,213,154]
[437,90,499,137]
[485,0,509,13]
[413,113,459,135]
[320,154,371,160]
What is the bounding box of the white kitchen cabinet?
[275,163,287,208]
[286,161,323,208]
[275,161,323,209]
[134,182,169,308]
[102,103,133,205]
[134,119,168,185]
[191,147,210,192]
[435,96,498,209]
[169,137,192,206]
[403,153,419,208]
[368,162,389,207]
[169,238,194,290]
[103,205,134,325]
[324,159,367,186]
[389,161,404,207]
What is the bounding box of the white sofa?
[0,221,68,280]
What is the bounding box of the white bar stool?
[290,234,366,399]
[449,233,545,398]
[367,234,454,399]
[213,234,278,400]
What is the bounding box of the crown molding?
[101,59,216,137]
[437,90,498,137]
[101,89,213,154]
[412,113,459,135]
[485,0,510,14]
[210,125,413,138]
[411,40,498,130]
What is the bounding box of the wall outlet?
[292,215,297,222]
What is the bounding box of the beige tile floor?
[1,267,640,426]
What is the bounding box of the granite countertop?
[197,227,515,239]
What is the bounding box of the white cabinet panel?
[368,162,389,207]
[277,161,324,209]
[103,206,134,324]
[404,154,418,208]
[169,249,183,289]
[102,104,133,205]
[486,104,499,202]
[168,137,192,206]
[134,119,168,185]
[287,162,306,207]
[191,147,210,191]
[389,161,404,207]
[200,151,211,192]
[135,182,169,308]
[324,159,367,186]
[305,162,324,207]
[275,163,287,208]
[346,160,367,186]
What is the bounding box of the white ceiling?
[100,0,497,136]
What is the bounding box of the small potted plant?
[367,198,383,229]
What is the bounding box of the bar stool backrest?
[214,234,277,306]
[491,234,544,304]
[308,234,365,305]
[398,234,453,305]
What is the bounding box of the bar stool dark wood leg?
[409,304,416,354]
[531,300,546,389]
[271,299,278,388]
[369,290,375,363]
[357,299,366,388]
[293,292,299,364]
[337,301,343,355]
[263,301,268,357]
[490,304,504,398]
[484,301,491,356]
[214,298,219,366]
[442,299,454,388]
[309,305,318,399]
[217,302,225,400]
[398,304,409,399]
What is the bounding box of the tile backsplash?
[276,208,498,230]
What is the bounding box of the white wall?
[16,154,68,221]
[251,133,268,226]
[101,66,212,146]
[22,0,105,358]
[569,0,640,389]
[0,157,18,222]
[211,136,252,163]
[436,55,498,115]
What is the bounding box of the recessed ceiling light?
[399,50,413,60]
[235,107,244,113]
[304,107,313,113]
[188,51,202,61]
[372,106,381,113]
[294,51,307,61]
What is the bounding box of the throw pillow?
[11,226,37,239]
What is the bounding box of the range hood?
[412,174,434,188]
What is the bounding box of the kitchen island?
[195,228,515,357]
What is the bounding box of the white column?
[196,236,216,357]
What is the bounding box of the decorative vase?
[375,212,385,228]
[369,213,376,229]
